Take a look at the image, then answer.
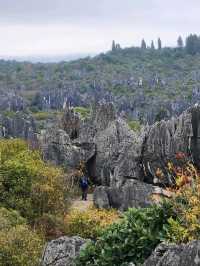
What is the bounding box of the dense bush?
[76,205,172,266]
[32,111,53,120]
[0,139,67,224]
[128,120,141,132]
[164,162,200,243]
[74,106,90,119]
[0,208,44,266]
[64,208,119,239]
[35,213,66,240]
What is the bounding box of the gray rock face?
[91,101,116,131]
[39,128,95,168]
[94,180,171,211]
[40,102,200,209]
[0,92,26,112]
[143,241,200,266]
[142,109,193,186]
[60,106,81,139]
[41,236,87,266]
[0,112,37,143]
[40,102,134,179]
[94,118,136,185]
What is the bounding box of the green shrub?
[0,208,44,266]
[163,162,200,243]
[32,111,52,120]
[0,139,67,224]
[76,204,172,266]
[2,111,16,118]
[0,207,26,230]
[29,106,39,113]
[128,120,141,132]
[64,208,119,239]
[74,106,90,119]
[35,213,66,240]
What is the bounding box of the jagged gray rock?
[0,112,37,143]
[0,92,26,111]
[142,109,193,186]
[94,180,171,211]
[60,106,81,139]
[39,128,95,168]
[41,236,87,266]
[94,118,136,185]
[39,102,200,209]
[143,241,200,266]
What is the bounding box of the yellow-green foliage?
[64,207,119,239]
[0,207,26,230]
[35,213,66,241]
[32,111,52,120]
[128,120,141,132]
[165,162,200,243]
[0,208,44,266]
[0,139,67,223]
[74,106,90,119]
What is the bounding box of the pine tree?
[141,39,147,49]
[185,34,200,55]
[151,40,155,50]
[112,40,116,51]
[115,43,121,50]
[177,36,184,48]
[158,38,162,50]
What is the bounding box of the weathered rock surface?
[0,92,26,111]
[142,109,193,186]
[41,236,87,266]
[40,102,200,209]
[60,107,81,139]
[39,128,95,168]
[143,241,200,266]
[0,112,37,142]
[94,180,171,211]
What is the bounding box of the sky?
[0,0,200,59]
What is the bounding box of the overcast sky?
[0,0,200,58]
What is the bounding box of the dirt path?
[70,194,93,212]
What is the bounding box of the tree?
[151,40,155,50]
[158,38,162,50]
[141,39,147,49]
[177,36,184,48]
[112,40,116,51]
[115,43,121,50]
[185,34,200,55]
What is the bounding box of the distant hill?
[0,53,96,63]
[1,42,200,123]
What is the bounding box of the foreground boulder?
[143,241,200,266]
[41,236,87,266]
[94,180,172,211]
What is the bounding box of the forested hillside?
[1,34,200,124]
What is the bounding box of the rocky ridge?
[38,101,200,210]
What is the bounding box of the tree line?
[112,34,200,55]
